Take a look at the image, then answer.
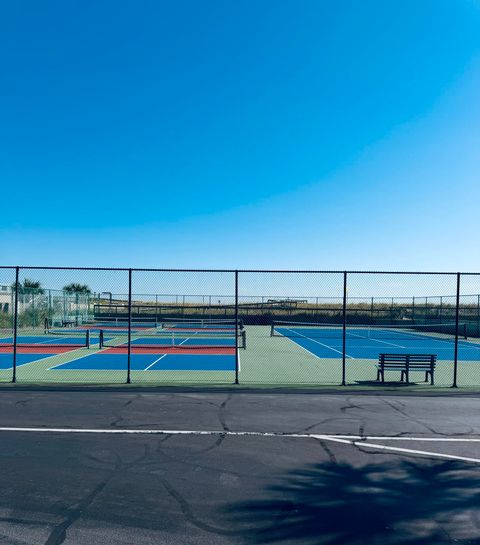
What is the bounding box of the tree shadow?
[224,459,480,544]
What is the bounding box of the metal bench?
[62,319,78,328]
[377,354,437,385]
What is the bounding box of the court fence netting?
[1,266,480,387]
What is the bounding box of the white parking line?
[0,428,477,463]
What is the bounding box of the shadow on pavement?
[225,459,480,544]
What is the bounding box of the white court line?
[282,327,355,360]
[346,331,405,349]
[144,354,168,370]
[136,331,190,370]
[13,344,94,371]
[47,348,102,370]
[341,327,480,352]
[0,427,479,463]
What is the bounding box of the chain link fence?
[1,266,479,387]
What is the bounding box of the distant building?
[0,284,11,313]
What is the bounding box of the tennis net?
[1,329,91,349]
[87,317,159,329]
[99,328,246,350]
[270,321,468,342]
[161,318,243,331]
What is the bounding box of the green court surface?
[1,326,480,389]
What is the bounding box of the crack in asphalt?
[340,397,367,413]
[109,415,124,428]
[43,446,153,545]
[0,529,33,545]
[218,394,232,431]
[121,394,142,408]
[315,439,338,464]
[43,479,110,545]
[157,474,293,538]
[0,516,47,527]
[381,398,439,435]
[157,475,246,536]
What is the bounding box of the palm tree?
[10,279,46,327]
[62,284,92,321]
[62,283,91,295]
[11,278,44,295]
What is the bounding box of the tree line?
[11,279,92,295]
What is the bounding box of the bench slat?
[377,353,436,385]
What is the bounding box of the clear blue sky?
[2,0,480,273]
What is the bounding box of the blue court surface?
[0,353,57,369]
[0,335,98,346]
[49,353,235,371]
[0,336,98,346]
[165,325,236,330]
[77,328,146,334]
[125,337,235,347]
[275,327,480,361]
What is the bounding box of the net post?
[341,271,347,386]
[452,272,461,388]
[12,266,19,383]
[99,329,104,348]
[86,329,90,349]
[127,269,132,384]
[235,270,239,384]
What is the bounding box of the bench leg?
[400,370,405,382]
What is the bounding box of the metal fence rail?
[0,266,479,387]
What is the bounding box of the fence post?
[342,271,347,386]
[477,294,480,337]
[235,270,239,385]
[127,269,132,384]
[12,266,20,383]
[452,273,461,388]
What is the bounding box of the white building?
[0,284,11,313]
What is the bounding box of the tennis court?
[271,322,480,360]
[2,321,480,387]
[2,267,480,387]
[50,324,241,372]
[0,331,99,370]
[0,319,243,381]
[49,351,236,371]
